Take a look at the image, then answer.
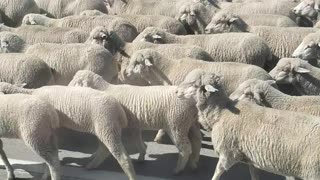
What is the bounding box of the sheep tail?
[0,82,34,95]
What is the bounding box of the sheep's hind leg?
[22,134,61,180]
[154,129,166,143]
[0,139,15,180]
[169,130,192,175]
[128,128,146,162]
[249,165,260,180]
[187,123,202,170]
[85,141,110,170]
[212,155,236,180]
[96,126,136,180]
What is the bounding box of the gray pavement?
[0,129,286,180]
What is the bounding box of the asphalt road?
[0,129,286,180]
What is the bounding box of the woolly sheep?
[269,58,320,95]
[0,83,136,180]
[22,14,138,42]
[133,27,272,67]
[293,0,320,25]
[121,49,272,95]
[0,94,60,180]
[0,53,54,88]
[25,43,117,85]
[178,69,320,180]
[292,31,320,66]
[98,30,213,64]
[68,70,217,173]
[0,0,40,27]
[0,32,26,53]
[204,12,318,67]
[34,0,108,18]
[0,24,88,45]
[230,79,320,117]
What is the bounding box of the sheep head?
[293,0,319,21]
[269,58,311,84]
[21,14,49,26]
[229,79,276,106]
[205,12,248,34]
[0,32,25,53]
[80,10,105,16]
[292,31,320,61]
[69,70,110,90]
[133,27,167,44]
[177,2,210,34]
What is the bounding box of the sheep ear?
[295,67,310,73]
[204,85,219,93]
[229,17,238,23]
[144,59,153,67]
[266,80,276,85]
[152,34,162,39]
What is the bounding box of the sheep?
[97,30,213,64]
[293,0,320,26]
[269,58,320,95]
[0,94,61,180]
[0,24,89,45]
[0,83,136,180]
[68,70,215,174]
[22,14,138,42]
[34,0,108,18]
[0,0,40,27]
[0,53,54,88]
[230,79,320,117]
[204,12,318,67]
[24,43,118,85]
[177,69,320,180]
[0,32,26,53]
[133,27,272,67]
[292,31,320,66]
[80,10,188,35]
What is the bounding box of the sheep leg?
[85,141,110,170]
[96,127,136,180]
[154,129,166,143]
[211,155,235,180]
[22,133,61,180]
[128,128,146,162]
[187,123,202,170]
[169,130,192,175]
[248,165,260,180]
[0,139,15,180]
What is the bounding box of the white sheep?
[0,32,26,53]
[0,0,40,27]
[68,70,216,174]
[34,0,108,18]
[204,12,318,67]
[0,24,88,45]
[0,53,54,88]
[133,27,272,67]
[0,94,60,180]
[293,0,319,26]
[230,79,320,117]
[178,69,320,180]
[0,83,136,180]
[97,30,213,64]
[25,43,118,85]
[80,10,188,35]
[269,58,320,95]
[22,14,138,42]
[292,31,320,66]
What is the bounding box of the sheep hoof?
[188,163,198,171]
[85,163,99,170]
[137,155,145,163]
[173,169,183,176]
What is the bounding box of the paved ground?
[0,129,287,180]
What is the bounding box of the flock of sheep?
[1,0,320,180]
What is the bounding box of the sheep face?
[0,32,25,53]
[178,3,208,34]
[135,28,167,44]
[292,40,320,61]
[269,58,311,84]
[229,79,276,106]
[22,14,47,26]
[205,13,245,34]
[176,69,220,100]
[293,0,318,20]
[88,27,110,48]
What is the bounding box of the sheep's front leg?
[0,139,15,180]
[212,155,236,180]
[154,129,166,143]
[249,165,260,180]
[127,128,146,162]
[85,142,110,170]
[187,123,202,170]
